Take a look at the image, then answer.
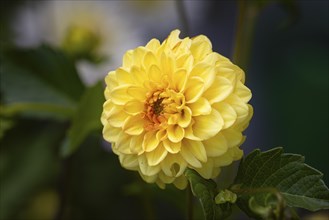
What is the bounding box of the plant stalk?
[232,0,259,71]
[176,0,190,36]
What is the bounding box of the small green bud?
[215,189,237,204]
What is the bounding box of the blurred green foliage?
[0,0,328,220]
[0,21,189,220]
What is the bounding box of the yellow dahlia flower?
[101,30,253,189]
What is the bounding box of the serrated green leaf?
[60,81,104,157]
[185,168,232,220]
[233,147,329,219]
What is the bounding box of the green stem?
[230,185,285,218]
[176,0,190,36]
[54,157,72,220]
[142,188,155,220]
[187,185,193,220]
[232,0,259,70]
[0,103,74,118]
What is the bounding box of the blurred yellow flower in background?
[11,1,142,85]
[101,30,253,189]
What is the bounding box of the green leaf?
[185,168,232,220]
[0,45,85,120]
[1,45,85,103]
[0,116,15,139]
[60,81,104,157]
[233,147,329,219]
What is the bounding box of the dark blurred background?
[0,0,328,220]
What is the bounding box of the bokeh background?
[0,0,328,220]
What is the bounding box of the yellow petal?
[101,100,113,124]
[213,153,233,167]
[156,129,167,141]
[138,155,161,176]
[195,159,214,179]
[184,139,207,163]
[108,105,128,127]
[222,129,244,148]
[155,179,166,189]
[234,104,253,131]
[116,68,134,84]
[129,134,144,155]
[213,147,242,167]
[148,64,162,83]
[231,146,243,160]
[116,132,131,154]
[226,94,249,123]
[167,124,185,143]
[110,85,132,105]
[203,133,228,157]
[184,121,202,141]
[173,175,188,190]
[167,114,178,125]
[132,46,148,66]
[212,102,237,129]
[172,68,187,92]
[190,63,215,90]
[127,86,147,101]
[102,123,121,143]
[184,76,205,103]
[177,106,192,128]
[216,66,237,85]
[143,131,160,152]
[124,100,144,115]
[143,52,158,70]
[203,76,233,104]
[104,88,111,100]
[130,66,148,85]
[145,38,161,52]
[161,154,187,177]
[165,29,181,49]
[201,52,222,65]
[176,54,193,72]
[192,109,223,140]
[163,139,181,154]
[158,172,175,184]
[105,71,118,92]
[140,173,158,183]
[123,115,144,135]
[235,81,252,103]
[122,50,133,69]
[188,97,211,116]
[190,35,212,61]
[160,52,175,76]
[119,154,139,170]
[146,143,168,166]
[172,37,191,54]
[180,140,202,168]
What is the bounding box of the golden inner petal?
[143,89,185,131]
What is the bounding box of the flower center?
[153,98,164,115]
[143,89,185,131]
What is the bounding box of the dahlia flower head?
[101,30,253,189]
